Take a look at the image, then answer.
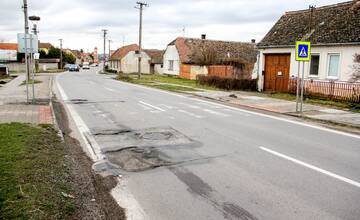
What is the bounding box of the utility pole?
[32,24,39,73]
[108,39,112,58]
[135,1,148,79]
[23,0,30,103]
[102,29,108,73]
[59,39,63,69]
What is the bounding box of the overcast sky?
[0,0,344,52]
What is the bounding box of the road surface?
[55,69,360,220]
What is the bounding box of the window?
[309,54,320,76]
[327,54,340,78]
[168,60,174,71]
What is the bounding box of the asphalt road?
[56,69,360,220]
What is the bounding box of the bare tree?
[351,53,360,82]
[191,41,217,65]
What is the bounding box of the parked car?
[64,64,71,71]
[82,62,90,70]
[68,64,80,72]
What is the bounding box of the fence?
[288,79,360,102]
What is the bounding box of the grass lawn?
[20,79,42,86]
[269,92,360,113]
[0,123,74,219]
[116,73,217,92]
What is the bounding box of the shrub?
[196,75,257,91]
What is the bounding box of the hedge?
[196,75,257,91]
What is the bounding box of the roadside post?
[295,41,311,115]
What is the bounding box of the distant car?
[68,64,80,72]
[82,62,90,70]
[64,64,71,71]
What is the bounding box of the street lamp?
[29,15,40,103]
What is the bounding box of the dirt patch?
[52,99,125,220]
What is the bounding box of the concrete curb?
[49,75,64,141]
[185,92,360,131]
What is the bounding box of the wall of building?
[257,45,360,91]
[163,45,180,76]
[109,60,121,72]
[154,64,163,74]
[121,51,151,74]
[5,62,58,72]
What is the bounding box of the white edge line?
[56,76,102,161]
[139,101,165,112]
[111,177,148,220]
[56,74,147,220]
[114,80,360,140]
[259,147,360,188]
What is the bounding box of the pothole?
[135,131,174,140]
[105,147,173,172]
[93,129,132,136]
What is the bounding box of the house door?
[264,54,290,92]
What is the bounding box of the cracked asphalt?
[55,68,360,220]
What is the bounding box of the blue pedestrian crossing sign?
[296,41,311,61]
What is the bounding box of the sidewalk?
[0,73,54,124]
[190,90,360,128]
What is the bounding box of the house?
[162,36,258,80]
[109,44,164,74]
[0,43,18,62]
[256,1,360,92]
[38,42,53,53]
[109,44,139,73]
[143,49,164,74]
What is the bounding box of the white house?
[256,1,360,92]
[109,44,164,74]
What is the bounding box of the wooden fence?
[288,79,360,102]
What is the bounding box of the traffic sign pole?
[296,61,301,112]
[300,61,305,113]
[295,41,311,114]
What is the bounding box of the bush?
[196,75,257,91]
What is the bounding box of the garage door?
[264,54,290,92]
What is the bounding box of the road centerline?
[259,147,360,188]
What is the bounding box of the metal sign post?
[295,41,311,115]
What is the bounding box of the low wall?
[4,62,58,72]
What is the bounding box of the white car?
[82,62,90,70]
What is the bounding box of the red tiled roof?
[0,43,18,51]
[168,37,257,65]
[39,42,53,49]
[110,44,139,60]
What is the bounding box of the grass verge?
[20,79,42,86]
[0,123,75,219]
[116,73,217,92]
[269,93,360,113]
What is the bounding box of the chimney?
[251,39,256,44]
[201,34,206,40]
